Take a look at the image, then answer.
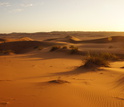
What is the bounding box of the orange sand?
[0,34,124,107]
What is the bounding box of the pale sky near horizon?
[0,0,124,33]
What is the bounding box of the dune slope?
[0,49,124,107]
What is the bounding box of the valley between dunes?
[0,33,124,107]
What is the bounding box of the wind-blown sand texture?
[0,32,124,107]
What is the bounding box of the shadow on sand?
[18,50,83,61]
[114,75,124,91]
[50,66,100,77]
[18,66,99,81]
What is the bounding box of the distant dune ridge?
[44,35,80,43]
[65,35,80,41]
[66,36,124,43]
[0,32,124,107]
[18,37,33,41]
[44,35,124,43]
[0,35,124,54]
[1,31,124,40]
[79,36,124,43]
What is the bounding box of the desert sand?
[0,32,124,107]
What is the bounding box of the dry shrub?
[62,46,68,49]
[92,52,118,61]
[69,45,80,54]
[50,45,61,51]
[69,45,75,49]
[70,48,80,54]
[84,56,109,68]
[83,52,118,69]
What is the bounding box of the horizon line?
[1,30,124,34]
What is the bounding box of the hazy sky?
[0,0,124,33]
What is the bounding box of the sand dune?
[0,53,124,107]
[0,37,33,44]
[65,35,80,41]
[0,40,68,54]
[18,37,33,41]
[0,34,124,107]
[44,35,124,45]
[44,35,80,43]
[75,36,124,44]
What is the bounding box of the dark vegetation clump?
[70,48,80,54]
[50,45,61,51]
[50,45,82,55]
[50,45,68,52]
[69,45,80,54]
[101,53,118,61]
[62,46,68,49]
[83,56,109,68]
[89,52,119,61]
[83,52,119,69]
[69,45,75,49]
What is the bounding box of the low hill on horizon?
[0,31,124,41]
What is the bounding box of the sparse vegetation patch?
[50,45,61,51]
[83,52,119,69]
[69,45,80,54]
[62,46,68,49]
[83,56,109,68]
[87,52,119,61]
[70,48,80,54]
